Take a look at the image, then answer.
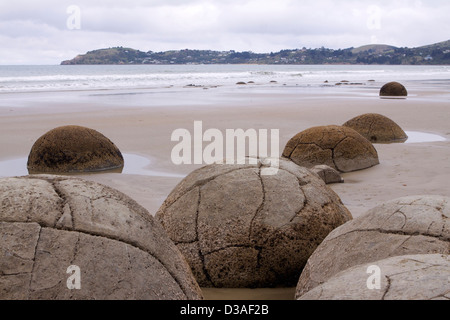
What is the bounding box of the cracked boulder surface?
[295,195,450,299]
[155,158,352,288]
[343,113,408,144]
[298,254,450,300]
[27,125,124,174]
[380,81,408,97]
[0,175,203,300]
[282,125,380,173]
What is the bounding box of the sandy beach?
[1,81,449,300]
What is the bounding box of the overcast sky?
[0,0,449,64]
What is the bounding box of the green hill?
[61,40,450,65]
[351,44,397,54]
[417,39,450,50]
[61,47,149,65]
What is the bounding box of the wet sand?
[1,82,449,300]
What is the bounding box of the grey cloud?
[0,0,449,64]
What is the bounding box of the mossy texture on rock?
[379,81,408,97]
[343,113,408,143]
[282,125,379,173]
[0,175,203,300]
[156,158,352,288]
[27,125,124,174]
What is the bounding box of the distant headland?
[61,40,450,65]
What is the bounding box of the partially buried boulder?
[155,158,352,288]
[310,165,344,184]
[298,254,450,300]
[0,175,203,300]
[295,195,450,299]
[380,81,408,97]
[27,125,124,174]
[343,113,408,143]
[282,125,379,173]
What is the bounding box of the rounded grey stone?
[0,175,203,300]
[298,254,450,300]
[295,195,450,298]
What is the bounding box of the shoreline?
[1,81,449,300]
[1,83,449,214]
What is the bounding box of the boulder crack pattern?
[27,225,42,299]
[1,176,193,299]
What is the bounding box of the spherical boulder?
[282,125,379,173]
[295,195,450,299]
[298,254,450,300]
[0,175,203,300]
[343,113,408,143]
[27,125,124,174]
[155,158,352,288]
[379,81,408,97]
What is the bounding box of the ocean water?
[0,64,449,93]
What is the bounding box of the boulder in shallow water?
[27,125,124,174]
[380,81,408,97]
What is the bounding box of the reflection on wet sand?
[0,153,185,178]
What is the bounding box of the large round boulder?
[0,175,203,300]
[282,125,379,173]
[295,195,450,299]
[379,81,408,97]
[27,125,124,174]
[298,254,450,300]
[155,158,352,288]
[343,113,408,143]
